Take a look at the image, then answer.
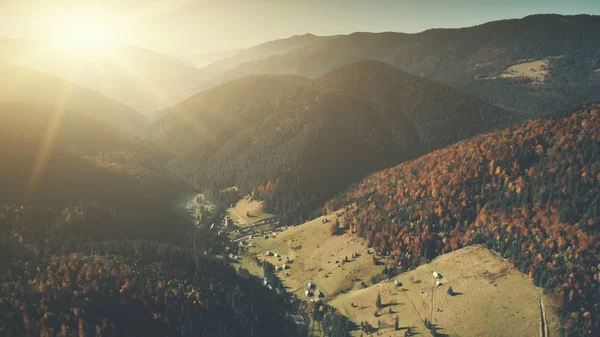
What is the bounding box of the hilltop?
[200,33,332,74]
[327,104,600,336]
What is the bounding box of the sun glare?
[47,10,122,56]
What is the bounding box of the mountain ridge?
[153,61,513,221]
[207,14,600,118]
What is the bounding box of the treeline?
[311,301,353,337]
[326,105,600,336]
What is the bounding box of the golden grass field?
[232,207,560,337]
[330,245,560,337]
[238,212,391,299]
[227,196,274,226]
[499,59,549,83]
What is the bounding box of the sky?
[0,0,598,55]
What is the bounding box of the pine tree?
[395,315,399,330]
[329,222,339,236]
[376,292,382,308]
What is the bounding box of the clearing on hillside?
[238,213,391,299]
[481,58,552,83]
[330,245,560,337]
[227,196,275,226]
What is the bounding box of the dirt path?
[430,278,437,324]
[540,293,549,337]
[230,208,249,226]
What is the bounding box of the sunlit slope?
[0,40,210,116]
[330,245,560,337]
[238,212,391,298]
[327,104,600,336]
[0,62,147,135]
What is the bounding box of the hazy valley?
[1,11,599,337]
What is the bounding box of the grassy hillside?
[327,104,600,336]
[214,14,600,119]
[153,61,514,223]
[237,213,391,299]
[0,62,147,135]
[330,245,560,337]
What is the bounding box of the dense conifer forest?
[151,61,514,224]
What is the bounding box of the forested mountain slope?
[214,14,600,118]
[148,74,311,154]
[0,62,147,135]
[153,61,514,222]
[0,230,297,337]
[326,104,600,336]
[0,102,299,336]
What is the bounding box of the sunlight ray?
[24,63,79,200]
[103,52,172,108]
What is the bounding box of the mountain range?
[0,39,209,116]
[151,60,514,220]
[0,62,147,134]
[1,13,600,337]
[204,14,600,118]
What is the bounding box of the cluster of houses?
[433,271,443,286]
[262,278,273,291]
[228,253,241,261]
[304,281,324,299]
[264,251,289,271]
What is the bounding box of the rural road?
[540,293,549,337]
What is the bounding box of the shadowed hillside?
[152,61,515,223]
[0,102,189,212]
